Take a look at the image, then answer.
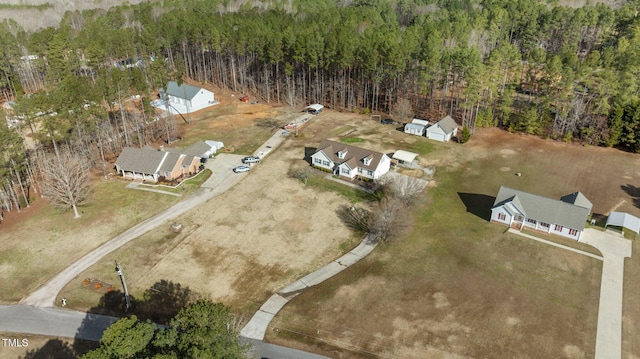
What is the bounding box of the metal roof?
[606,212,640,234]
[306,103,324,111]
[392,150,418,163]
[404,123,426,131]
[493,186,590,231]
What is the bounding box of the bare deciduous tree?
[37,147,90,218]
[290,167,313,185]
[337,205,371,234]
[390,98,413,122]
[369,197,406,243]
[376,174,427,206]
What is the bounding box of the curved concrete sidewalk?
[240,236,377,340]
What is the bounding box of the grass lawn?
[0,179,186,303]
[266,128,639,358]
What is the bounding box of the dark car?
[242,156,260,164]
[381,118,398,125]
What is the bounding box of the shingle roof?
[493,186,590,230]
[115,147,166,174]
[436,115,458,134]
[158,152,183,173]
[560,191,593,211]
[166,81,202,100]
[316,140,386,171]
[182,141,214,157]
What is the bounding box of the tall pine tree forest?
[1,0,640,217]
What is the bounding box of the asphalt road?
[0,305,330,358]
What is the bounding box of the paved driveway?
[580,229,632,359]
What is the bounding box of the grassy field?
[267,128,640,358]
[0,179,183,303]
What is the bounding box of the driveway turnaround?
[241,236,377,340]
[509,228,632,359]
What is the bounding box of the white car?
[233,165,251,173]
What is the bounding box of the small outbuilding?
[392,150,418,166]
[404,123,426,136]
[305,104,324,114]
[606,212,640,239]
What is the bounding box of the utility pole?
[115,261,131,309]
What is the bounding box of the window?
[358,168,363,173]
[526,218,536,225]
[314,158,322,165]
[498,213,506,221]
[363,157,372,166]
[323,160,330,166]
[554,224,563,231]
[341,168,350,175]
[514,215,523,222]
[569,229,578,236]
[540,222,550,228]
[367,170,373,176]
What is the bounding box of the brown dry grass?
[267,127,640,359]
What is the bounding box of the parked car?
[381,118,398,125]
[233,165,251,173]
[242,156,261,164]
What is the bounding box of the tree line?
[2,0,640,219]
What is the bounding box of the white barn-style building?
[310,139,391,181]
[491,186,592,240]
[162,81,217,114]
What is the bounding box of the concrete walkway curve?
[241,236,378,340]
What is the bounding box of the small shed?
[392,150,418,167]
[606,212,640,239]
[404,123,426,136]
[411,118,429,126]
[305,104,324,114]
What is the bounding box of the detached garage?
[427,115,458,142]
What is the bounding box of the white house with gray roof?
[426,115,458,142]
[491,186,592,240]
[310,139,390,181]
[162,81,216,114]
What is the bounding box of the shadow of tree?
[85,279,196,325]
[621,184,640,208]
[21,280,196,358]
[19,338,98,359]
[457,192,495,221]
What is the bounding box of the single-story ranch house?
[490,186,592,240]
[115,147,201,182]
[426,115,458,142]
[310,139,391,181]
